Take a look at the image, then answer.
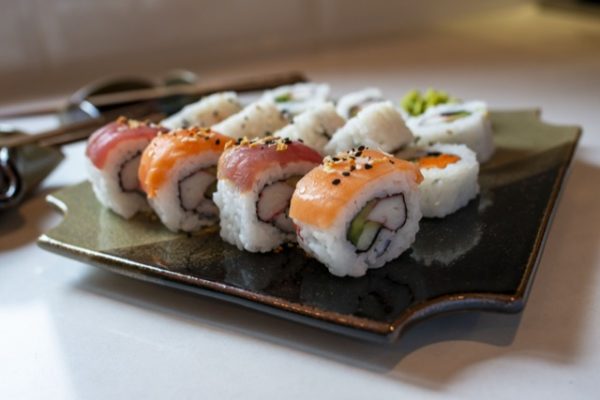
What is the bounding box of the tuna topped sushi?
[138,127,233,232]
[290,148,423,277]
[213,136,322,252]
[86,117,165,218]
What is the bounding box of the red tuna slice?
[86,118,165,169]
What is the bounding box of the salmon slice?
[138,127,233,197]
[289,148,422,229]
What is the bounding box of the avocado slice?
[355,221,382,251]
[347,199,381,249]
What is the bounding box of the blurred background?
[0,0,598,109]
[0,0,559,104]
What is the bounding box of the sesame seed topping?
[342,171,350,176]
[332,179,341,185]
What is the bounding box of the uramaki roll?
[290,148,423,277]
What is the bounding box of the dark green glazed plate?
[38,110,581,342]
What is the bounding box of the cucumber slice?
[274,93,292,103]
[347,199,378,247]
[355,221,382,251]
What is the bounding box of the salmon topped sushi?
[213,136,322,252]
[86,116,165,218]
[290,148,423,277]
[138,127,233,232]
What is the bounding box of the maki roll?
[85,117,165,218]
[289,148,423,277]
[261,82,330,116]
[324,101,413,155]
[403,143,479,218]
[406,101,494,162]
[274,102,345,155]
[213,136,322,252]
[138,127,233,232]
[212,99,288,139]
[336,87,384,119]
[161,92,242,130]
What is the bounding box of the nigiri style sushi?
[336,87,384,119]
[274,102,345,155]
[211,99,288,139]
[406,101,494,162]
[85,117,166,218]
[261,82,330,116]
[289,148,423,277]
[324,101,413,155]
[138,127,233,232]
[161,92,242,130]
[213,136,322,252]
[400,143,479,218]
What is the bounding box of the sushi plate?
[38,110,581,343]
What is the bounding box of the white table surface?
[1,4,600,399]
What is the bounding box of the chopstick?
[0,70,307,149]
[0,70,307,120]
[0,102,159,149]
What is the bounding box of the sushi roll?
[406,101,495,162]
[289,148,423,277]
[85,117,165,218]
[274,102,345,155]
[212,99,288,139]
[214,136,322,252]
[138,127,233,232]
[403,143,479,218]
[336,87,384,119]
[160,92,242,130]
[324,101,413,155]
[261,82,330,116]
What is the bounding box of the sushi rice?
[324,101,413,155]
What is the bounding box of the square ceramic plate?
[38,110,580,342]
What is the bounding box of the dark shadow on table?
[69,158,598,390]
[0,186,62,251]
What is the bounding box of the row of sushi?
[85,83,491,277]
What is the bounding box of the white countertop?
[1,5,600,399]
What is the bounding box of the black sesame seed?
[332,179,341,185]
[216,139,220,145]
[350,165,356,171]
[332,157,339,162]
[365,164,373,169]
[342,171,350,177]
[389,160,395,164]
[358,145,365,151]
[355,151,362,157]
